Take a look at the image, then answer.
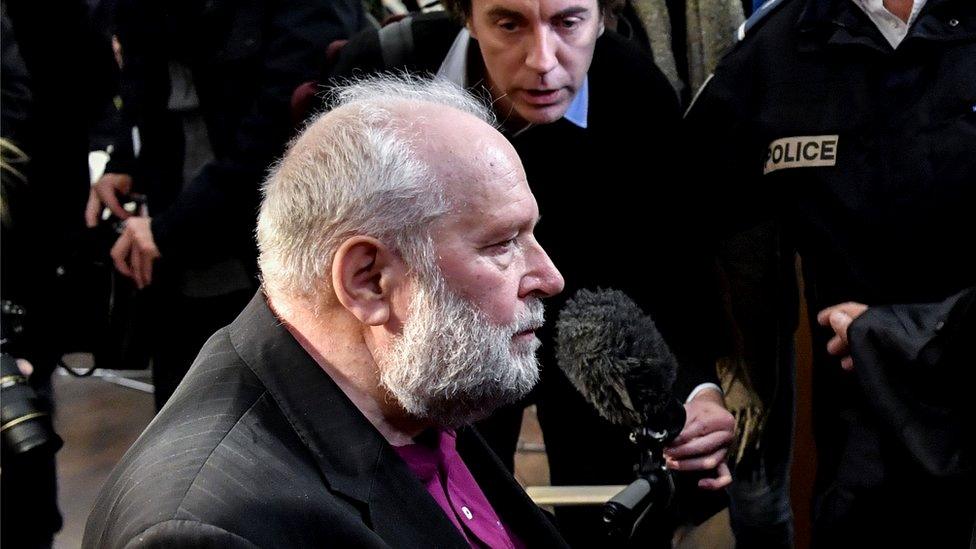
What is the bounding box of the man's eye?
[497,19,518,31]
[489,238,518,253]
[558,17,582,29]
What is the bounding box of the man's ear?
[598,17,606,37]
[466,17,477,39]
[331,236,404,326]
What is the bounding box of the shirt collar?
[436,28,588,129]
[849,0,927,47]
[392,429,456,482]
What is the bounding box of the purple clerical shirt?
[393,429,524,549]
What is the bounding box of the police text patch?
[764,135,838,174]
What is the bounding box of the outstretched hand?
[816,302,869,370]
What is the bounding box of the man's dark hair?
[440,0,621,22]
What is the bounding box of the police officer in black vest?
[686,0,975,546]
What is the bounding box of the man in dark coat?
[84,75,569,548]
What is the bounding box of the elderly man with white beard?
[83,75,569,549]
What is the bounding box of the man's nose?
[524,28,559,76]
[520,240,564,299]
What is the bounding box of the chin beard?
[378,271,544,428]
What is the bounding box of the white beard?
[378,271,544,428]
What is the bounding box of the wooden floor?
[48,354,732,548]
[51,357,156,549]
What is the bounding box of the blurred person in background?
[85,0,369,409]
[1,0,116,546]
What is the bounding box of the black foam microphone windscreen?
[555,288,679,430]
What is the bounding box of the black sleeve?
[601,36,722,400]
[683,47,772,238]
[113,521,261,549]
[148,0,365,257]
[4,0,117,249]
[327,25,386,80]
[849,287,976,380]
[846,287,976,478]
[103,125,137,178]
[325,13,460,86]
[682,43,798,404]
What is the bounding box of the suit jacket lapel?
[367,450,469,548]
[458,429,570,548]
[228,293,467,548]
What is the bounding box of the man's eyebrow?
[485,6,525,19]
[551,6,590,18]
[480,214,542,242]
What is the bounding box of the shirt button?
[461,506,473,520]
[948,18,960,27]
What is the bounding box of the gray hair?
[256,74,496,301]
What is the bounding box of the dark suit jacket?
[83,293,569,548]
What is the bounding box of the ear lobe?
[598,20,605,36]
[332,236,402,326]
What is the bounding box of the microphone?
[554,288,687,541]
[554,287,685,438]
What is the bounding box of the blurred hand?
[111,216,159,289]
[664,388,735,490]
[15,358,33,377]
[111,35,124,69]
[816,302,869,371]
[85,172,133,227]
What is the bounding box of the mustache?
[511,299,545,334]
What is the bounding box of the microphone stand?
[602,402,686,544]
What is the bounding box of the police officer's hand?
[664,388,735,490]
[816,302,869,371]
[111,216,160,289]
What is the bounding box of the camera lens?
[1,354,63,456]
